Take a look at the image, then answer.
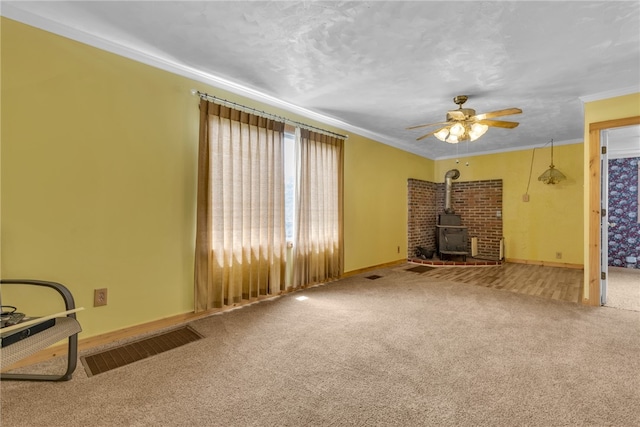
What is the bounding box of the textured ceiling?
[3,1,639,159]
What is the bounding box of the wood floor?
[405,262,584,303]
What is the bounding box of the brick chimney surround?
[407,178,503,261]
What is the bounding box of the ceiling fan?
[407,95,522,143]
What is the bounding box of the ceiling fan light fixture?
[446,134,459,144]
[449,123,466,137]
[434,128,450,142]
[468,123,489,141]
[408,96,522,144]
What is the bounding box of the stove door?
[439,227,468,252]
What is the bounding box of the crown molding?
[579,86,640,104]
[433,138,583,161]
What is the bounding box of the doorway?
[602,125,640,310]
[588,117,640,306]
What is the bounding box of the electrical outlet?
[556,252,562,259]
[94,288,108,307]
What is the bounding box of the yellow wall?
[0,18,432,337]
[343,135,434,272]
[1,18,200,336]
[582,92,640,300]
[434,143,584,265]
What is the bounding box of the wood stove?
[437,169,469,260]
[436,214,469,260]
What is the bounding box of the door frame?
[587,115,640,306]
[600,130,609,305]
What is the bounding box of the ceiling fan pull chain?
[466,140,470,166]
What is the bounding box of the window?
[195,99,343,310]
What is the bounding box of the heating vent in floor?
[406,266,435,273]
[81,326,203,377]
[365,275,383,280]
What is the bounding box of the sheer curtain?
[292,128,344,288]
[194,99,286,311]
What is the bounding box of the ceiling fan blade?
[477,119,520,129]
[474,108,522,121]
[406,121,450,130]
[416,127,446,141]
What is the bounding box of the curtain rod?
[191,90,348,140]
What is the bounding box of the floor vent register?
[81,326,203,376]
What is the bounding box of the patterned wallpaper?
[608,157,640,269]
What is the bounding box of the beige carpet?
[2,265,639,426]
[606,267,640,312]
